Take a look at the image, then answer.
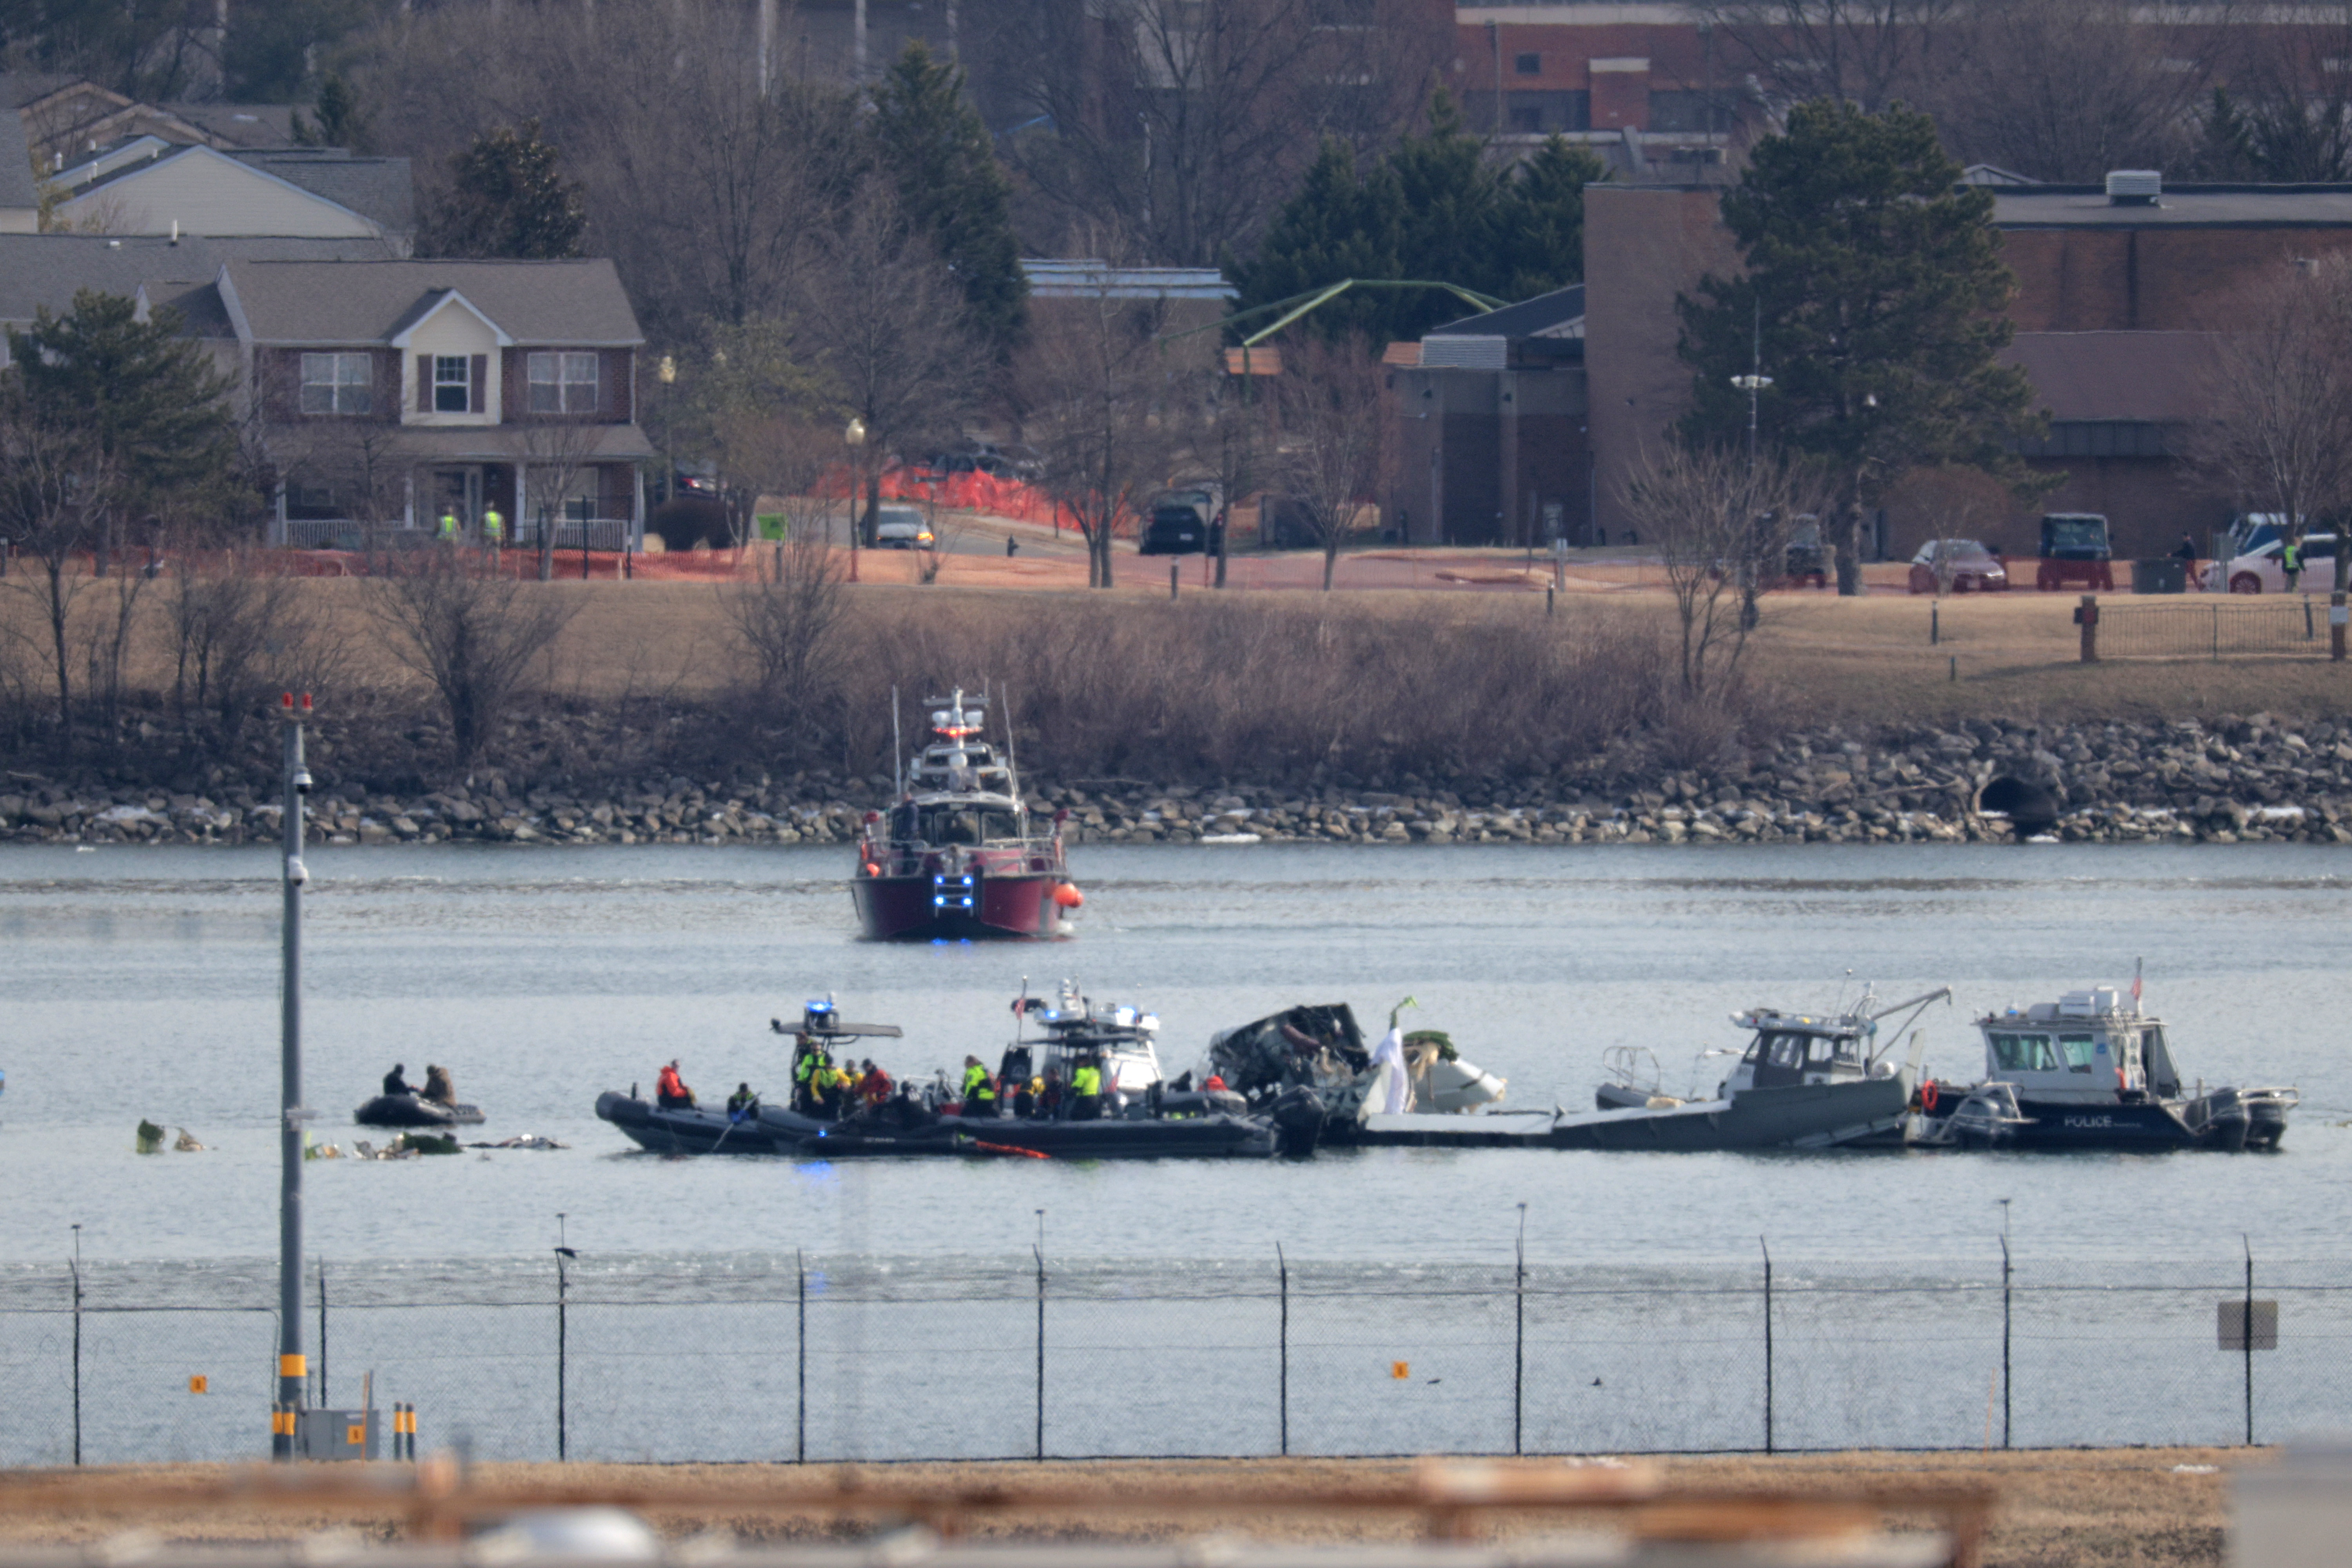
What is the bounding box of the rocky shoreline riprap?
[7,713,2352,849]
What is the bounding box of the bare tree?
[1691,0,1958,119]
[354,0,856,340]
[799,192,983,550]
[1270,337,1389,591]
[1620,440,1829,697]
[995,0,1446,265]
[366,551,582,764]
[520,417,608,581]
[2194,258,2352,556]
[721,535,850,741]
[2205,3,2352,182]
[167,550,340,747]
[1016,270,1179,588]
[1929,0,2207,182]
[0,383,114,745]
[281,418,411,567]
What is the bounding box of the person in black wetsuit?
[382,1064,413,1097]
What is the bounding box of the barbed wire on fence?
[2,1249,2340,1467]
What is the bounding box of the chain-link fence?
[2,1249,2343,1466]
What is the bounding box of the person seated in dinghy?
[726,1082,760,1122]
[656,1060,696,1111]
[422,1065,456,1106]
[381,1063,415,1098]
[858,1060,894,1109]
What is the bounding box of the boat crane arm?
[1866,985,1952,1022]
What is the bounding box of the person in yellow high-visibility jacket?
[1070,1058,1103,1121]
[481,506,505,548]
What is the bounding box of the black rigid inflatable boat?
[594,1089,1292,1159]
[354,1093,486,1128]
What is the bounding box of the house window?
[434,356,471,413]
[1508,104,1543,133]
[1514,52,1541,75]
[528,351,599,414]
[299,352,372,416]
[1648,89,1722,134]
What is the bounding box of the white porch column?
[515,462,529,544]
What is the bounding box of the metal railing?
[279,520,633,553]
[2098,599,2326,659]
[0,1246,2334,1466]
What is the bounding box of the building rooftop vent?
[2105,169,2161,206]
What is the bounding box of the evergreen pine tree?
[422,120,587,261]
[1492,136,1608,303]
[7,289,235,513]
[869,41,1029,358]
[1676,100,2050,594]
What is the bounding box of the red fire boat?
[851,688,1080,942]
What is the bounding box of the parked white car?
[875,505,935,549]
[2206,534,2343,593]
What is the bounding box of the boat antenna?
[1831,968,1853,1016]
[1000,679,1023,802]
[891,687,903,800]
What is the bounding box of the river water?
[4,840,2349,1276]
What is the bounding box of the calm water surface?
[4,841,2350,1271]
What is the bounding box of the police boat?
[1912,985,2296,1152]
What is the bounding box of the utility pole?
[273,693,312,1459]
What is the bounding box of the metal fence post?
[1034,1244,1046,1461]
[1276,1243,1289,1459]
[795,1250,806,1464]
[2245,1236,2256,1447]
[69,1235,82,1467]
[554,1249,568,1461]
[1514,1204,1526,1457]
[317,1259,327,1409]
[1760,1238,1773,1455]
[2000,1236,2012,1450]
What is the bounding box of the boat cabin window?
[1989,1031,2059,1072]
[2057,1033,2100,1073]
[916,806,1024,844]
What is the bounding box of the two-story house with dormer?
[207,257,655,547]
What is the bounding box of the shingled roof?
[0,233,400,326]
[218,258,644,347]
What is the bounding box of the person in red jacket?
[656,1060,695,1110]
[859,1060,894,1107]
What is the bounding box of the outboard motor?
[1269,1085,1328,1158]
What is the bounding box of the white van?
[2207,534,2342,593]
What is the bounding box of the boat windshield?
[907,805,1024,844]
[1746,1031,1859,1069]
[2056,1033,2100,1073]
[1989,1031,2060,1072]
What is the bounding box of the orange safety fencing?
[822,465,1139,537]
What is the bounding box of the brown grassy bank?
[2,576,2347,797]
[0,1449,2241,1566]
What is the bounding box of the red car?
[1907,539,2011,594]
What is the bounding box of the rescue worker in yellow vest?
[481,505,506,549]
[793,1040,830,1114]
[1070,1057,1103,1121]
[2282,536,2304,592]
[961,1054,998,1119]
[437,508,461,543]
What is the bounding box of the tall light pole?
[844,416,867,584]
[273,692,312,1459]
[1730,300,1771,469]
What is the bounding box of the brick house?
[209,258,657,548]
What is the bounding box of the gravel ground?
[0,1448,2241,1567]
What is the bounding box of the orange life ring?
[1921,1080,1941,1113]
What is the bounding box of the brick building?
[1583,176,2352,559]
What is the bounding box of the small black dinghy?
[354,1094,486,1129]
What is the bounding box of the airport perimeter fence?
[0,1247,2343,1467]
[2096,599,2334,659]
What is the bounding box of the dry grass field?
[3,567,2343,782]
[0,1450,2240,1566]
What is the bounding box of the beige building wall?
[1581,183,1735,540]
[58,151,380,239]
[400,303,503,426]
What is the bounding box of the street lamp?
[844,416,867,583]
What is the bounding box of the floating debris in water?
[172,1128,204,1152]
[136,1119,165,1153]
